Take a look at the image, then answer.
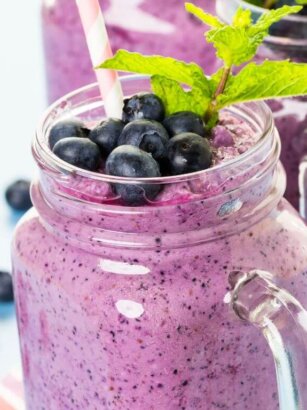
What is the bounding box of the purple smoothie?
[12,80,307,409]
[41,0,219,103]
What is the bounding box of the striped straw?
[76,0,123,118]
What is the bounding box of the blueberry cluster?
[50,93,213,205]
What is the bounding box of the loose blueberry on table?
[5,179,32,212]
[0,271,14,303]
[50,3,307,206]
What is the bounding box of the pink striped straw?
[76,0,123,118]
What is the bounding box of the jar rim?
[33,75,274,186]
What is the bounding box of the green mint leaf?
[185,2,225,28]
[216,60,307,109]
[296,0,307,5]
[206,26,262,67]
[98,50,210,95]
[249,5,302,35]
[151,76,210,116]
[205,5,301,67]
[232,8,252,28]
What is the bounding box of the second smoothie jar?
[216,0,307,214]
[41,0,218,103]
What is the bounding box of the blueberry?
[122,93,165,122]
[106,145,161,205]
[118,120,169,161]
[53,137,101,171]
[0,271,14,303]
[163,111,205,137]
[167,133,212,175]
[89,118,125,155]
[5,179,32,211]
[49,118,89,149]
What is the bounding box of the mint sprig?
[97,3,306,127]
[192,4,301,67]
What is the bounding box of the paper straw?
[76,0,123,118]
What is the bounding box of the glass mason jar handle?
[228,269,307,410]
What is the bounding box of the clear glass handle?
[228,269,307,410]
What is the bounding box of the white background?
[0,0,46,377]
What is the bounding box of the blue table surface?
[0,0,46,378]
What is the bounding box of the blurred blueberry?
[5,179,32,212]
[0,271,14,303]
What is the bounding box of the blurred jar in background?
[42,0,218,103]
[217,0,307,213]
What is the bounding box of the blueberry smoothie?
[41,0,218,103]
[15,6,307,408]
[12,77,307,409]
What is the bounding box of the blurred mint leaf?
[98,50,210,95]
[244,0,263,6]
[151,76,210,116]
[249,5,302,34]
[296,0,307,5]
[216,60,307,108]
[185,2,225,27]
[204,5,301,66]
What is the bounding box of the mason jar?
[12,76,307,409]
